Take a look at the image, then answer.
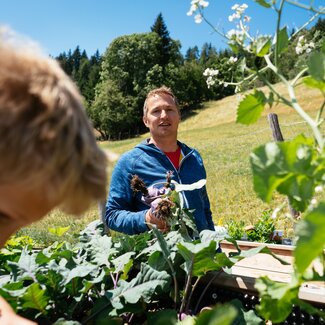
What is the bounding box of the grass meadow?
[16,82,324,245]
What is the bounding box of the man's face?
[143,93,180,141]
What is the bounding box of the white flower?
[232,4,240,10]
[194,13,203,23]
[187,0,209,16]
[199,0,209,8]
[187,4,197,16]
[295,35,315,55]
[311,198,317,206]
[315,185,323,193]
[228,56,238,64]
[203,68,219,76]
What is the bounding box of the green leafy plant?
[225,219,245,240]
[246,211,276,243]
[0,220,288,323]
[188,0,325,322]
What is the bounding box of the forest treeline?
[55,14,324,140]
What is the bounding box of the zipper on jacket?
[163,149,194,209]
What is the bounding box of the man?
[0,30,108,323]
[105,86,215,234]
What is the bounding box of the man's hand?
[145,209,169,233]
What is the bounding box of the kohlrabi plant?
[1,219,289,324]
[188,0,325,323]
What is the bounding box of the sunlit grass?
[19,82,323,245]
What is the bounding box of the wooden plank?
[215,240,325,305]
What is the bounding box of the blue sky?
[0,0,323,57]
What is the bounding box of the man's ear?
[143,116,149,128]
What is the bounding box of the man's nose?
[160,109,167,118]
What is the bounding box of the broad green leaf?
[80,269,106,294]
[253,0,271,8]
[194,303,237,325]
[180,209,198,237]
[229,299,263,324]
[152,227,172,261]
[255,276,299,323]
[308,52,325,81]
[294,202,325,274]
[107,263,170,310]
[256,36,272,57]
[236,90,266,125]
[147,309,177,325]
[177,241,231,276]
[278,174,314,211]
[0,282,27,298]
[87,235,115,267]
[148,251,168,271]
[276,26,288,55]
[8,249,38,281]
[112,252,135,274]
[303,76,325,92]
[21,283,49,313]
[230,245,289,265]
[250,135,317,210]
[61,263,98,286]
[48,226,70,237]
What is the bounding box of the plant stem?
[289,11,322,41]
[291,68,308,87]
[264,55,324,150]
[193,270,223,315]
[185,276,201,314]
[274,0,285,68]
[285,0,324,14]
[179,259,194,319]
[316,100,325,126]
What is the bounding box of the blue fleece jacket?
[105,139,215,235]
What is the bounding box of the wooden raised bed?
[208,240,325,306]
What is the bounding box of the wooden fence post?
[267,113,300,219]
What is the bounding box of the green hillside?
[18,83,323,244]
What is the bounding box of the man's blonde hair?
[143,86,180,117]
[0,41,107,214]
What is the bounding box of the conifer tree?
[150,13,173,67]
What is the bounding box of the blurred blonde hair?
[0,30,108,215]
[143,85,180,117]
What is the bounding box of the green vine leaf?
[250,135,317,211]
[255,276,300,323]
[303,76,325,92]
[276,26,289,55]
[294,202,325,274]
[253,0,272,8]
[236,90,266,125]
[256,36,272,57]
[308,51,325,82]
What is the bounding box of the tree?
[90,79,137,140]
[185,46,200,62]
[151,13,174,67]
